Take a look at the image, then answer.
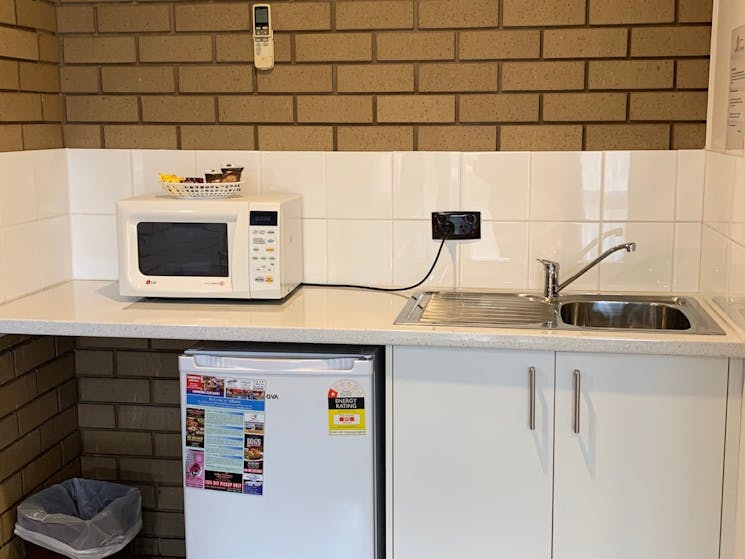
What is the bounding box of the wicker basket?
[161,181,242,199]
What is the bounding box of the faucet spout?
[538,241,636,299]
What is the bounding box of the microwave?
[117,194,303,299]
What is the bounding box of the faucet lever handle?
[537,258,559,271]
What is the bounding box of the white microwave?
[116,194,303,299]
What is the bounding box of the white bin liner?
[14,479,142,559]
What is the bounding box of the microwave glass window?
[137,222,228,277]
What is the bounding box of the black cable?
[303,228,452,293]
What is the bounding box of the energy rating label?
[327,379,366,436]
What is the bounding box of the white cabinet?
[392,347,554,559]
[554,352,728,559]
[392,347,731,559]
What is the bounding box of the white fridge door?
[180,354,376,559]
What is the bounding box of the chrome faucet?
[538,241,636,299]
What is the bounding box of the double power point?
[431,211,481,240]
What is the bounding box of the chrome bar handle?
[573,369,581,434]
[529,366,536,431]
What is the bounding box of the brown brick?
[503,0,585,26]
[459,93,539,122]
[105,125,178,149]
[142,96,215,123]
[83,430,152,456]
[118,405,179,430]
[136,538,159,557]
[178,65,251,93]
[16,0,55,32]
[56,6,94,33]
[337,126,414,150]
[101,66,174,94]
[81,456,117,480]
[0,27,39,60]
[75,349,112,376]
[79,378,150,403]
[297,95,373,123]
[502,61,584,91]
[117,352,178,378]
[159,539,186,556]
[677,59,709,89]
[55,338,75,357]
[543,28,627,58]
[0,352,12,384]
[588,59,673,89]
[0,431,39,480]
[336,1,411,30]
[377,31,454,61]
[154,433,180,457]
[23,446,61,492]
[544,92,626,121]
[142,511,184,538]
[37,33,59,63]
[672,123,705,148]
[0,60,18,89]
[273,1,330,30]
[256,65,332,93]
[78,338,149,350]
[41,94,70,121]
[120,458,182,483]
[215,34,254,63]
[98,5,170,32]
[156,486,184,511]
[0,92,42,120]
[679,0,712,22]
[23,124,63,148]
[18,62,58,92]
[139,36,212,63]
[218,96,293,122]
[63,124,101,148]
[590,0,674,24]
[459,30,539,60]
[500,124,583,150]
[14,337,55,374]
[378,94,454,122]
[337,64,413,92]
[258,125,333,150]
[60,66,98,93]
[63,37,134,64]
[40,406,78,449]
[175,2,247,31]
[150,379,179,405]
[150,340,198,351]
[630,91,708,120]
[0,474,22,515]
[631,26,711,56]
[418,125,496,150]
[0,0,14,24]
[0,125,19,150]
[296,33,371,62]
[66,95,138,122]
[0,413,18,450]
[36,353,74,393]
[419,0,498,28]
[18,390,57,435]
[419,62,498,92]
[78,403,115,428]
[61,432,80,464]
[181,124,255,150]
[59,378,77,410]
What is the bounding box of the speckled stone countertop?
[0,281,743,358]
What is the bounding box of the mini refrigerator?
[179,344,384,559]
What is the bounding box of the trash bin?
[14,478,142,559]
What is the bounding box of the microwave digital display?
[137,222,228,277]
[250,211,278,226]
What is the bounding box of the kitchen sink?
[395,291,725,335]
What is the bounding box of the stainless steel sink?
[395,291,724,335]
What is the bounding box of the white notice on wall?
[727,25,745,150]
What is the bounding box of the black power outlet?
[431,211,481,240]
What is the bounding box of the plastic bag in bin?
[14,478,141,559]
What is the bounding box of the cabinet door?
[554,352,728,559]
[392,347,554,559]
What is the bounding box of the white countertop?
[0,281,744,357]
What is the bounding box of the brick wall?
[55,0,713,151]
[0,0,63,151]
[76,337,194,559]
[0,334,80,559]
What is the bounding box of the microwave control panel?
[249,210,279,288]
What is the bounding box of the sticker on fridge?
[185,449,205,488]
[185,408,205,448]
[328,379,366,435]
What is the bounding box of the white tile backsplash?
[0,148,712,299]
[392,152,460,219]
[1,221,43,300]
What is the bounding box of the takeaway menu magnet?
[184,373,267,496]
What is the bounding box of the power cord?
[303,225,453,293]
